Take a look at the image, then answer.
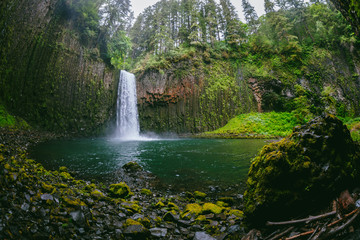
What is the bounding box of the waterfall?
[115,70,140,140]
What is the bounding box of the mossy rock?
[181,203,202,219]
[59,166,68,172]
[167,202,179,211]
[202,203,223,215]
[41,182,55,193]
[63,197,86,207]
[125,218,142,227]
[140,188,152,196]
[194,191,207,199]
[122,161,142,172]
[244,114,360,226]
[91,189,105,199]
[109,182,131,198]
[155,201,165,208]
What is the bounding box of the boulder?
[244,114,360,225]
[122,161,142,172]
[108,182,132,198]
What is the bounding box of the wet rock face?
[0,0,117,135]
[244,114,360,225]
[136,65,258,134]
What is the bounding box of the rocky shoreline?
[0,128,247,239]
[2,116,360,240]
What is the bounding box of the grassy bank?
[197,112,301,139]
[198,112,360,142]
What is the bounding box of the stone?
[163,211,179,222]
[40,193,53,201]
[108,182,131,198]
[70,211,86,226]
[91,189,105,199]
[202,203,223,215]
[131,213,144,220]
[122,161,142,172]
[123,225,150,238]
[227,225,243,234]
[194,191,207,199]
[356,199,360,208]
[150,227,167,238]
[244,114,360,225]
[178,219,191,227]
[193,231,216,240]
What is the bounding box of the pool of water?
[29,138,268,192]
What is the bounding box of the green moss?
[244,115,360,225]
[59,166,68,172]
[167,202,179,211]
[122,161,142,172]
[91,189,105,199]
[182,203,202,218]
[63,197,86,207]
[155,201,165,208]
[41,182,55,192]
[108,182,131,198]
[227,209,244,218]
[200,112,300,139]
[202,203,223,215]
[195,215,207,222]
[125,218,142,227]
[140,188,152,196]
[139,217,151,228]
[59,172,73,180]
[194,191,207,199]
[123,203,141,213]
[215,201,227,207]
[0,104,30,129]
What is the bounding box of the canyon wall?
[136,60,258,133]
[0,0,117,135]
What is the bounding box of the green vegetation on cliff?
[199,112,300,139]
[0,104,29,129]
[199,111,360,142]
[129,0,360,134]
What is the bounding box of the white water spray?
[115,70,140,140]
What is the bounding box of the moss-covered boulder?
[122,161,142,172]
[108,182,132,198]
[244,114,360,225]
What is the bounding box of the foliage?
[66,0,102,45]
[330,0,360,36]
[201,112,302,139]
[339,117,360,142]
[129,0,245,60]
[107,30,132,69]
[0,104,29,129]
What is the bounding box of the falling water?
[115,70,140,140]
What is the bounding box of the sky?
[130,0,265,22]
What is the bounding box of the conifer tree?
[241,0,258,33]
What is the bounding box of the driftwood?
[267,227,294,240]
[319,209,360,239]
[266,211,337,226]
[283,208,360,240]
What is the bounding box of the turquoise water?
[29,138,267,192]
